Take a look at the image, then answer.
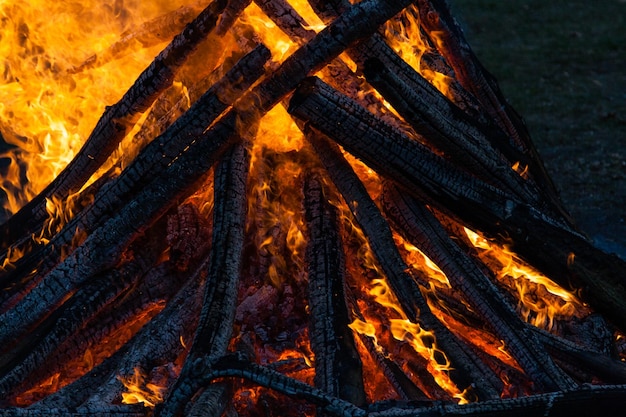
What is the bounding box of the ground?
[450,0,626,259]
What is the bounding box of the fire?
[383,4,453,98]
[0,0,190,216]
[119,367,165,408]
[464,227,587,330]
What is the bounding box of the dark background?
[451,0,626,258]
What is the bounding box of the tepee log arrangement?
[0,0,625,416]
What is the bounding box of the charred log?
[0,44,269,290]
[303,172,366,408]
[155,142,250,417]
[381,182,574,391]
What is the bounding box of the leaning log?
[415,0,566,217]
[288,76,626,330]
[303,172,367,409]
[155,142,250,417]
[0,44,269,291]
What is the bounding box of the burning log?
[380,182,574,390]
[156,142,250,417]
[303,129,503,399]
[303,172,366,408]
[0,44,269,289]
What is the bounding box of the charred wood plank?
[303,129,502,400]
[363,58,539,206]
[0,0,232,248]
[304,171,366,408]
[156,142,249,417]
[288,76,626,332]
[381,182,574,391]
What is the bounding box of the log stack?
[1,0,625,416]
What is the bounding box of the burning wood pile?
[1,0,626,415]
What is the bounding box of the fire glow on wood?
[2,0,626,416]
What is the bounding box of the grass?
[449,0,626,255]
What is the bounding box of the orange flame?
[383,5,453,98]
[464,227,587,330]
[119,367,166,408]
[0,1,191,216]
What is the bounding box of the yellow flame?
[382,5,453,98]
[0,1,189,216]
[119,367,165,408]
[464,227,585,330]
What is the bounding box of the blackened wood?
[0,0,231,248]
[82,265,205,407]
[363,58,539,206]
[0,405,145,417]
[288,76,626,331]
[254,0,315,43]
[415,0,567,217]
[381,182,574,391]
[304,172,366,408]
[367,384,626,417]
[194,353,368,417]
[184,382,232,417]
[32,263,204,410]
[308,0,485,120]
[534,327,626,384]
[231,0,414,123]
[0,45,269,295]
[0,234,161,397]
[156,142,249,417]
[304,129,502,400]
[0,167,115,291]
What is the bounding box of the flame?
[119,367,165,408]
[0,1,190,217]
[246,107,308,288]
[464,227,586,330]
[239,3,297,62]
[383,5,453,98]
